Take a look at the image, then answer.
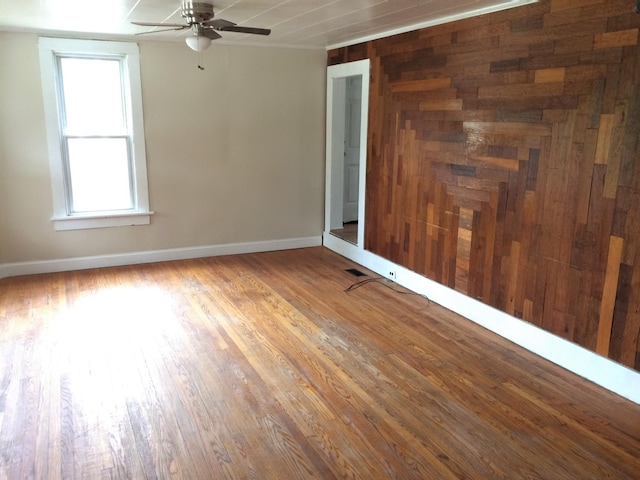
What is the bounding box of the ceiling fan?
[132,1,271,52]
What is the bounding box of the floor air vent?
[345,268,367,277]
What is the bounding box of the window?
[38,38,152,231]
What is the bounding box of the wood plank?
[446,45,530,68]
[593,29,639,49]
[481,193,499,302]
[496,109,543,122]
[455,20,512,42]
[550,0,601,13]
[603,101,628,198]
[391,77,451,92]
[594,114,614,164]
[478,82,564,99]
[552,34,594,55]
[469,155,520,171]
[596,236,625,356]
[463,121,552,136]
[418,98,463,111]
[534,67,566,83]
[506,240,521,315]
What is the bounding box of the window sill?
[52,211,154,231]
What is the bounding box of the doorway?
[324,59,370,248]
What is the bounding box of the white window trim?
[38,37,153,231]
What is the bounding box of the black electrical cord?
[344,276,431,305]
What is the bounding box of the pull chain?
[197,50,204,70]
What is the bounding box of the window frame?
[38,37,153,231]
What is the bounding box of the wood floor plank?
[0,247,639,479]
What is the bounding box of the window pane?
[67,138,133,212]
[60,57,126,134]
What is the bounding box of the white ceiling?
[0,0,536,50]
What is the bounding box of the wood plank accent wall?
[328,0,640,372]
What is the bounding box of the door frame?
[324,59,370,248]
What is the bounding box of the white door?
[343,76,361,223]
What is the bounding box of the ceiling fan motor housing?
[130,0,269,51]
[181,1,214,24]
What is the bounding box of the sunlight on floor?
[52,285,179,417]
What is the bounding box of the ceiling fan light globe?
[185,35,211,52]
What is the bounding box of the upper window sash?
[56,54,130,137]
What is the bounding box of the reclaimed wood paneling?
[329,0,640,371]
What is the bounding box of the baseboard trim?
[323,233,640,405]
[0,236,322,279]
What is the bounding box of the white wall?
[0,32,326,265]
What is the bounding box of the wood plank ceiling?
[0,0,536,49]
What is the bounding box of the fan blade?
[218,26,271,35]
[135,27,188,35]
[203,18,236,28]
[131,21,186,27]
[202,29,222,40]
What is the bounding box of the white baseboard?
[0,236,322,279]
[323,232,640,405]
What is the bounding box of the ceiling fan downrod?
[181,1,215,24]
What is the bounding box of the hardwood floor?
[0,247,638,479]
